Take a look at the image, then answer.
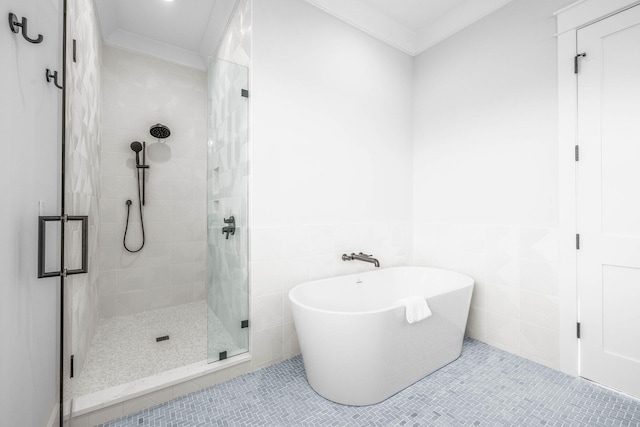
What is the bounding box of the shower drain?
[156,335,170,342]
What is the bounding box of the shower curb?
[63,353,252,426]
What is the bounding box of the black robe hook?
[46,69,63,90]
[8,13,44,44]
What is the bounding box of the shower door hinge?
[574,52,586,74]
[241,89,249,98]
[576,234,580,250]
[219,351,227,360]
[70,355,74,378]
[241,320,249,328]
[577,322,581,339]
[575,145,579,161]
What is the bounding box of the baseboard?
[46,403,59,427]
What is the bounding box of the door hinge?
[576,234,580,250]
[577,322,581,339]
[241,319,249,328]
[575,145,579,161]
[241,89,249,98]
[574,52,586,74]
[70,354,74,378]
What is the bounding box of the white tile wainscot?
[412,222,561,369]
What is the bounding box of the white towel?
[395,296,432,324]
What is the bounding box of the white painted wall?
[0,0,61,425]
[251,0,414,369]
[411,0,576,369]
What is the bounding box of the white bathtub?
[289,266,474,406]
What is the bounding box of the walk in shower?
[61,0,251,422]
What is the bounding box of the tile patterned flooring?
[68,301,239,399]
[100,339,640,426]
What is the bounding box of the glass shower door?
[206,58,250,362]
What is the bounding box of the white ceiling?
[93,0,237,69]
[359,0,470,32]
[113,0,214,51]
[93,0,515,68]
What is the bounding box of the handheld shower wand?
[123,141,148,253]
[130,141,143,166]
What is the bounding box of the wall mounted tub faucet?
[342,252,380,268]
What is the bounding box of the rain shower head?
[149,123,171,139]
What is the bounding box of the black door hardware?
[222,216,235,239]
[8,13,44,44]
[38,215,88,278]
[46,69,63,89]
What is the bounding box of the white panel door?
[577,4,640,398]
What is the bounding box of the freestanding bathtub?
[289,266,474,406]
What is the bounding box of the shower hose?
[123,166,145,252]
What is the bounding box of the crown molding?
[105,30,207,70]
[305,0,515,56]
[304,0,417,55]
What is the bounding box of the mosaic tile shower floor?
[99,339,640,426]
[67,301,239,399]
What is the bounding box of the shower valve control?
[222,216,236,239]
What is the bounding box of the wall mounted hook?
[8,13,44,44]
[45,69,63,90]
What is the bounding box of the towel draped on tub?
[395,296,432,324]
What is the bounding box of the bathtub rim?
[288,265,474,317]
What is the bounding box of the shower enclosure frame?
[59,1,68,425]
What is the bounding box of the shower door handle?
[38,215,88,278]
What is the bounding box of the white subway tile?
[251,326,283,367]
[486,284,520,319]
[520,323,560,368]
[466,307,486,341]
[520,259,559,296]
[252,293,283,331]
[486,311,519,354]
[520,291,560,331]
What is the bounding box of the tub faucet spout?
[342,252,380,268]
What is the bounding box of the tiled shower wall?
[99,45,208,317]
[413,224,560,368]
[64,0,102,378]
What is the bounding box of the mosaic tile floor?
[100,339,640,426]
[67,301,240,399]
